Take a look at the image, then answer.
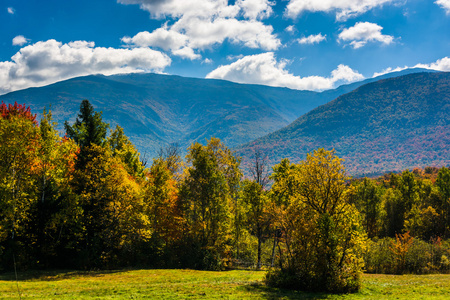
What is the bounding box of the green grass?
[1,270,450,299]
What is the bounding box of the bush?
[365,236,450,274]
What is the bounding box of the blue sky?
[1,0,449,94]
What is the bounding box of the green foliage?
[2,98,450,285]
[365,236,450,274]
[267,149,366,293]
[241,179,270,269]
[350,178,383,238]
[108,125,145,178]
[180,138,241,270]
[64,99,109,168]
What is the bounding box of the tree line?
[1,100,449,293]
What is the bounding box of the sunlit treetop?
[0,101,37,125]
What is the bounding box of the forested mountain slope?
[237,72,450,176]
[0,69,431,157]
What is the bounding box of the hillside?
[237,72,450,177]
[0,69,431,157]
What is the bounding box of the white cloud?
[298,33,326,45]
[202,58,213,64]
[436,0,450,14]
[206,52,364,91]
[118,0,235,19]
[338,22,394,49]
[372,66,406,77]
[0,39,171,94]
[7,7,15,14]
[372,57,450,77]
[121,28,200,59]
[122,28,188,51]
[415,57,450,71]
[285,25,295,33]
[118,0,280,59]
[172,17,280,50]
[172,46,201,60]
[236,0,274,20]
[12,35,30,46]
[285,0,395,21]
[227,54,244,61]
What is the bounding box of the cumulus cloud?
[206,52,364,91]
[0,39,171,94]
[338,22,394,49]
[7,7,15,14]
[373,57,450,77]
[236,0,274,20]
[118,0,280,59]
[202,58,213,64]
[122,28,188,51]
[298,33,326,45]
[121,28,200,59]
[285,0,395,21]
[12,35,30,46]
[436,0,450,14]
[285,25,295,33]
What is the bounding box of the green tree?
[108,125,145,178]
[180,138,241,270]
[76,145,149,268]
[266,149,366,293]
[29,108,80,267]
[436,167,450,237]
[0,102,40,268]
[64,99,108,168]
[144,149,185,265]
[351,178,382,238]
[241,179,270,269]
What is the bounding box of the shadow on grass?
[0,269,125,281]
[240,282,331,300]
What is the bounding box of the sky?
[1,0,450,95]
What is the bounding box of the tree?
[180,138,241,270]
[0,102,40,268]
[241,179,270,269]
[75,145,149,268]
[266,149,366,293]
[108,125,145,179]
[64,99,108,168]
[144,148,185,264]
[30,108,80,267]
[436,167,450,237]
[351,178,382,238]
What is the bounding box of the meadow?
[1,269,450,299]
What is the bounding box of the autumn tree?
[240,148,271,269]
[71,144,150,267]
[28,109,80,267]
[108,125,145,179]
[0,102,40,268]
[266,149,366,293]
[143,146,185,266]
[241,180,270,269]
[180,138,241,270]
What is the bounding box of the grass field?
[1,269,450,299]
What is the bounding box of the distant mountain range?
[237,72,450,177]
[0,68,432,159]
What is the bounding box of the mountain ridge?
[0,68,436,159]
[237,71,450,176]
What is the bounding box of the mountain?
[237,72,450,177]
[0,68,434,158]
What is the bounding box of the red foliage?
[0,101,37,125]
